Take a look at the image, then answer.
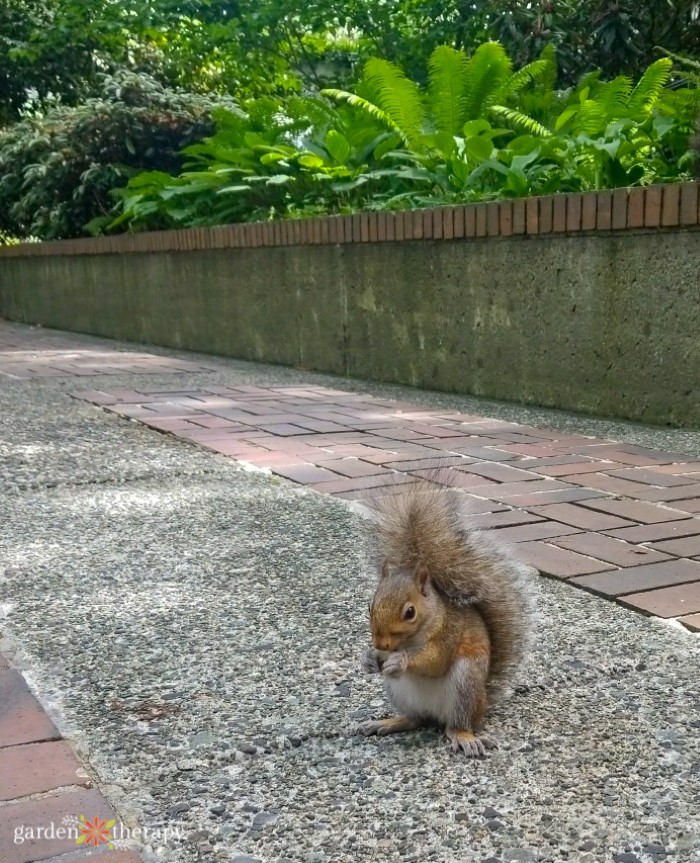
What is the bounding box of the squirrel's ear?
[414,562,430,595]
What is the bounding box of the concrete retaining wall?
[1,185,699,427]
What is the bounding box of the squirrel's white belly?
[386,672,455,725]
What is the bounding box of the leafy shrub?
[0,70,238,240]
[107,44,700,231]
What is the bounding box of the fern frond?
[496,59,553,103]
[361,58,426,148]
[538,43,558,94]
[627,58,672,116]
[321,88,406,142]
[490,105,552,137]
[287,97,341,130]
[573,100,609,136]
[428,46,469,136]
[463,42,512,121]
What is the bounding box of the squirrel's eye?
[403,605,416,621]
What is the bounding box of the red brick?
[453,206,465,238]
[409,210,422,240]
[493,487,607,506]
[644,185,663,227]
[649,534,700,557]
[608,468,695,487]
[627,186,645,228]
[464,205,477,237]
[572,559,700,599]
[442,207,454,240]
[512,199,526,234]
[481,479,572,502]
[487,522,581,543]
[458,462,540,483]
[678,613,700,632]
[368,212,379,242]
[360,212,370,242]
[636,484,700,503]
[351,213,361,241]
[515,541,614,578]
[385,211,395,241]
[533,460,620,477]
[524,502,632,530]
[565,194,581,232]
[0,670,59,747]
[619,580,700,618]
[311,474,408,494]
[538,196,554,233]
[486,202,500,236]
[577,498,690,524]
[475,204,487,237]
[467,510,545,530]
[0,787,116,863]
[0,741,90,801]
[670,499,700,513]
[661,182,680,227]
[314,458,391,478]
[551,532,671,567]
[581,192,597,230]
[411,468,495,489]
[605,519,700,543]
[596,191,612,230]
[562,472,651,496]
[679,182,699,226]
[526,197,539,234]
[611,188,628,229]
[432,208,444,239]
[394,211,405,241]
[272,464,342,484]
[499,201,513,236]
[646,462,700,475]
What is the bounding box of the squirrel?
[357,480,537,757]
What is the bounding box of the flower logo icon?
[75,814,115,848]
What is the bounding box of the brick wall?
[0,183,698,258]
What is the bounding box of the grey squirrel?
[357,481,537,756]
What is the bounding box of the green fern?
[428,46,469,136]
[626,58,672,116]
[495,59,553,103]
[321,89,406,142]
[490,106,551,138]
[362,58,425,148]
[462,42,512,121]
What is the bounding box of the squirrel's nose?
[373,636,393,652]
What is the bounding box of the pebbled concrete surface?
[0,323,699,863]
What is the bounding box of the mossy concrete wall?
[1,231,698,426]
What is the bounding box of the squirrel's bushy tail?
[367,481,537,687]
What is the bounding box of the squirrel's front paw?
[381,651,408,678]
[360,647,381,675]
[446,728,497,758]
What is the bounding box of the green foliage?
[110,44,700,233]
[0,70,237,240]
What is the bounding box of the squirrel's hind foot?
[356,716,420,737]
[446,728,497,758]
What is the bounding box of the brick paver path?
[0,326,213,378]
[0,657,143,863]
[73,384,700,632]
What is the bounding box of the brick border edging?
[1,183,698,258]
